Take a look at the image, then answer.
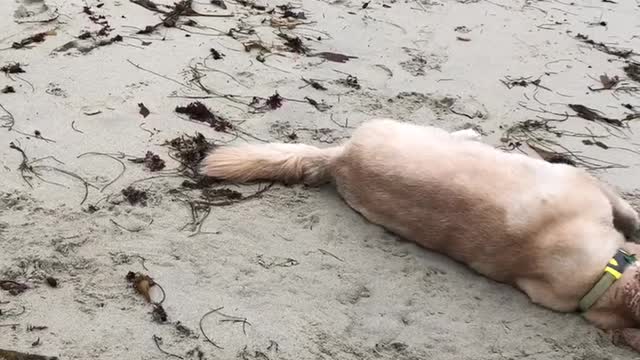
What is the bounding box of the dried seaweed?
[302,78,327,90]
[54,34,123,54]
[500,76,545,89]
[211,0,227,9]
[589,73,620,91]
[336,75,361,89]
[569,104,624,127]
[0,349,58,360]
[138,103,150,118]
[1,63,25,74]
[0,280,28,295]
[210,48,225,60]
[283,10,306,19]
[575,33,634,58]
[305,96,331,112]
[625,63,640,83]
[122,186,148,206]
[165,133,214,176]
[309,52,358,63]
[129,151,166,171]
[12,30,56,49]
[175,102,232,132]
[278,33,308,54]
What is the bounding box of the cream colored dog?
[202,118,640,351]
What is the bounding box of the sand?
[1,0,640,358]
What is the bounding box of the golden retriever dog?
[202,118,640,351]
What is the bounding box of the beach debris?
[256,255,299,269]
[199,307,252,349]
[575,33,633,58]
[525,143,577,166]
[202,188,242,201]
[278,33,308,54]
[27,325,49,332]
[12,30,56,49]
[236,0,266,11]
[13,0,59,24]
[0,349,58,360]
[305,97,331,112]
[1,63,26,74]
[152,335,182,358]
[131,0,233,33]
[54,34,123,54]
[250,92,284,111]
[121,186,148,206]
[625,63,640,83]
[582,139,609,149]
[126,271,167,323]
[0,280,28,295]
[152,304,168,323]
[309,51,358,63]
[45,277,58,288]
[569,104,625,127]
[2,86,16,94]
[210,48,224,60]
[336,75,361,89]
[126,271,157,303]
[211,0,227,9]
[282,10,306,19]
[138,103,150,118]
[589,73,620,91]
[166,133,213,177]
[129,151,166,172]
[500,75,549,90]
[301,78,327,90]
[143,152,165,171]
[175,102,232,131]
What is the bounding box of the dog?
[201,118,640,351]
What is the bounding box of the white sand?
[1,0,640,358]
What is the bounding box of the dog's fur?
[202,118,640,350]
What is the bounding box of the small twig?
[109,218,152,233]
[0,103,15,130]
[139,122,155,137]
[152,335,184,359]
[71,121,84,133]
[318,248,344,262]
[77,152,126,192]
[133,255,149,271]
[127,59,192,89]
[199,307,225,349]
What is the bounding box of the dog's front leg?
[597,182,640,240]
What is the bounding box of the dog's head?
[582,264,640,351]
[619,269,640,351]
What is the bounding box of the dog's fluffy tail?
[201,143,343,185]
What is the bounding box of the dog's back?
[203,118,625,312]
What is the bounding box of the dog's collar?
[578,248,637,313]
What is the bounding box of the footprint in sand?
[13,0,59,23]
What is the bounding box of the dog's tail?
[201,143,343,185]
